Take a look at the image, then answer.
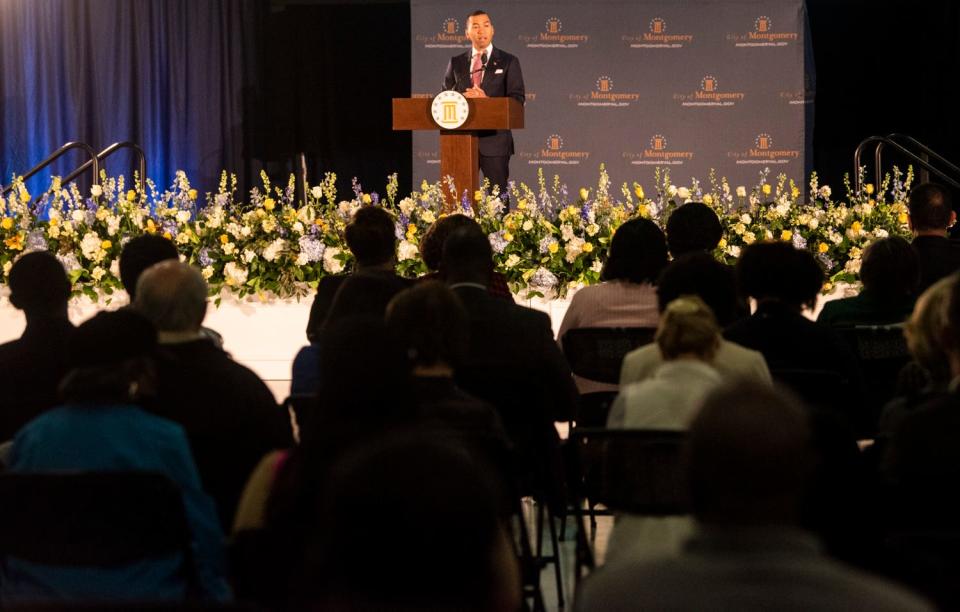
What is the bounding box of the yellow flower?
[548,242,559,254]
[48,217,59,227]
[263,198,276,211]
[579,188,589,201]
[762,184,772,196]
[822,282,834,293]
[637,204,649,218]
[850,221,863,233]
[865,183,874,195]
[780,230,792,241]
[163,232,172,240]
[421,180,429,191]
[791,186,800,199]
[634,185,644,199]
[503,232,514,242]
[703,194,714,205]
[18,189,30,204]
[4,234,24,250]
[583,242,594,253]
[898,212,909,224]
[474,190,483,202]
[362,194,372,204]
[220,233,229,244]
[407,223,417,234]
[126,190,137,202]
[517,199,527,210]
[188,188,198,200]
[145,219,157,234]
[101,240,112,249]
[818,242,829,253]
[717,238,727,249]
[1,218,12,230]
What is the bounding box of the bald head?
[686,381,813,526]
[134,260,208,334]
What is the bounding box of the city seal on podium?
[431,90,470,129]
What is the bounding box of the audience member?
[818,236,919,327]
[608,296,721,429]
[0,252,74,442]
[134,260,292,530]
[725,241,863,423]
[575,381,931,611]
[665,201,723,257]
[419,213,513,300]
[908,183,960,292]
[4,310,229,602]
[304,205,412,342]
[300,435,521,611]
[557,217,668,393]
[443,223,577,508]
[619,252,770,387]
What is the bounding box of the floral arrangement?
[0,164,913,301]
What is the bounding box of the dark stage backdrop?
[0,0,261,198]
[411,0,815,195]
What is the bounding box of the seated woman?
[818,236,919,327]
[3,310,229,603]
[557,217,668,393]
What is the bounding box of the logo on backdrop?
[569,75,641,107]
[727,133,800,165]
[520,133,591,166]
[623,17,694,48]
[415,16,470,48]
[673,75,745,107]
[622,134,694,166]
[431,91,470,129]
[779,72,816,105]
[417,150,440,165]
[519,16,589,48]
[727,15,799,47]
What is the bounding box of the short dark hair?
[466,9,489,22]
[601,217,669,285]
[860,236,920,298]
[420,214,477,271]
[8,251,70,314]
[441,224,493,285]
[386,281,469,369]
[119,235,179,299]
[344,206,397,267]
[657,252,739,327]
[908,183,954,232]
[736,241,823,308]
[666,202,723,256]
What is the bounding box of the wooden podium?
[393,97,524,210]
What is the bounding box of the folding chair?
[561,327,657,386]
[835,324,910,435]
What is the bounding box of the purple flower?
[488,231,508,254]
[580,202,592,222]
[162,220,179,237]
[396,213,409,240]
[199,248,213,267]
[298,236,325,262]
[352,177,363,199]
[371,192,379,205]
[25,229,48,252]
[461,190,470,211]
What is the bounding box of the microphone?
[468,52,488,77]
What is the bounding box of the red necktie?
[471,52,482,88]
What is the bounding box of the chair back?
[575,392,619,428]
[569,428,689,515]
[561,327,657,385]
[836,324,911,432]
[0,471,191,567]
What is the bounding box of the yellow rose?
[162,232,172,240]
[474,190,483,202]
[503,232,514,242]
[822,282,834,293]
[717,238,727,249]
[101,240,112,249]
[780,230,792,241]
[850,221,863,233]
[818,242,829,253]
[48,217,59,227]
[548,242,559,254]
[517,199,527,210]
[898,212,909,224]
[146,219,157,234]
[583,242,594,253]
[1,218,12,230]
[188,188,198,200]
[634,185,644,199]
[220,233,229,244]
[18,189,30,204]
[762,184,772,196]
[703,194,714,205]
[126,190,137,202]
[407,223,417,234]
[865,183,874,195]
[362,194,372,204]
[579,188,589,201]
[263,198,276,211]
[637,204,649,218]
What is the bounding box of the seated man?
[0,252,75,442]
[908,183,960,293]
[575,381,931,611]
[134,260,293,529]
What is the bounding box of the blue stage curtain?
[0,0,260,196]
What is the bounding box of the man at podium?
[443,10,525,202]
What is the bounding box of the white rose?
[176,210,191,224]
[677,187,691,200]
[591,259,604,273]
[873,228,889,239]
[819,185,832,199]
[296,252,309,266]
[80,232,104,262]
[262,238,286,262]
[397,240,419,261]
[292,221,304,234]
[667,185,678,197]
[72,209,86,224]
[224,261,248,286]
[176,232,190,245]
[106,215,120,236]
[743,231,756,245]
[505,254,521,268]
[807,218,819,229]
[109,259,120,278]
[726,245,741,258]
[523,220,534,231]
[90,184,103,197]
[311,186,323,200]
[243,249,257,264]
[736,186,747,198]
[586,223,599,236]
[223,242,236,256]
[323,246,345,273]
[422,210,436,224]
[91,266,106,281]
[398,197,415,216]
[201,266,214,280]
[740,213,752,224]
[560,223,575,242]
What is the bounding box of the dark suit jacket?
[0,317,75,441]
[911,235,960,293]
[443,46,525,157]
[305,270,413,342]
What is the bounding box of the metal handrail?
[854,135,960,191]
[1,142,99,196]
[60,142,146,193]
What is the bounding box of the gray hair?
[134,260,208,332]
